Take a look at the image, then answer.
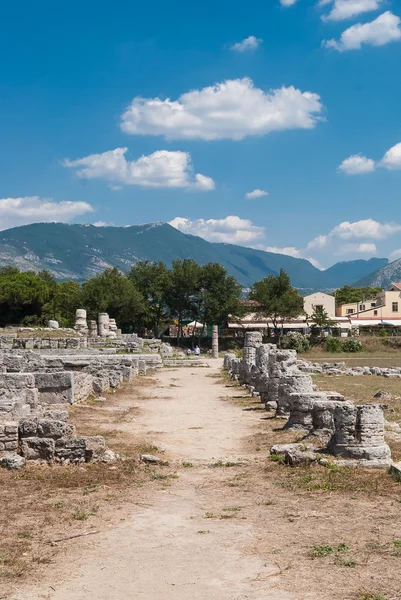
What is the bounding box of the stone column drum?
[98,313,110,338]
[211,325,219,359]
[329,403,391,464]
[277,373,314,416]
[89,320,98,338]
[74,309,88,333]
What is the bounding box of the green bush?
[342,338,363,353]
[325,337,343,353]
[281,332,310,353]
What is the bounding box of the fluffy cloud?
[389,248,401,261]
[280,0,299,5]
[381,142,401,170]
[0,196,93,231]
[323,11,401,52]
[339,142,401,173]
[246,189,268,199]
[320,0,384,22]
[338,154,376,175]
[230,36,262,52]
[264,246,301,257]
[64,148,215,191]
[310,219,401,245]
[169,215,265,244]
[120,78,324,141]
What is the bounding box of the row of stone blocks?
[0,412,113,466]
[224,332,392,467]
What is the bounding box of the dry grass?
[304,350,401,368]
[16,330,79,339]
[0,376,166,587]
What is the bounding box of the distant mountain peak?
[0,221,386,289]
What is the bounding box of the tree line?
[0,263,384,337]
[0,261,244,337]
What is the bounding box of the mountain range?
[0,221,389,290]
[354,258,401,289]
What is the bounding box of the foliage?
[334,285,382,306]
[42,281,82,327]
[309,306,335,333]
[249,269,304,332]
[281,332,310,353]
[325,337,343,353]
[342,338,363,353]
[0,269,52,326]
[81,267,145,331]
[128,260,170,337]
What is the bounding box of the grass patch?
[311,543,349,558]
[356,594,389,600]
[210,460,241,468]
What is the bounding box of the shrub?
[342,338,363,353]
[281,332,310,353]
[325,337,343,353]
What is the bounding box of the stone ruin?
[224,334,392,468]
[0,310,171,470]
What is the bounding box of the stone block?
[0,454,26,470]
[34,372,74,405]
[83,436,106,461]
[37,419,74,439]
[55,437,86,462]
[20,437,55,461]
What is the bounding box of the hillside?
[354,258,401,289]
[0,221,387,289]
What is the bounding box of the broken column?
[266,349,297,413]
[74,309,88,334]
[240,332,262,384]
[89,320,98,338]
[211,325,219,359]
[328,403,391,466]
[98,313,110,337]
[277,373,314,417]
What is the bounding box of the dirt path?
[11,361,294,600]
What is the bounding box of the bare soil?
[4,362,401,600]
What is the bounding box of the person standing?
[194,345,200,357]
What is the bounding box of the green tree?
[0,269,52,326]
[128,261,170,337]
[309,305,335,337]
[43,281,82,327]
[165,259,202,341]
[249,269,304,338]
[197,263,244,332]
[334,285,382,306]
[81,267,145,331]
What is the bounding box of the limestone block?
[244,331,263,348]
[37,419,74,439]
[269,349,298,378]
[55,437,86,462]
[138,360,147,376]
[48,320,59,329]
[284,449,317,466]
[223,353,236,370]
[83,436,107,461]
[34,372,74,405]
[74,309,88,332]
[89,320,98,337]
[0,453,26,470]
[19,418,39,437]
[122,366,132,382]
[285,393,329,431]
[109,372,124,388]
[328,403,391,464]
[93,377,110,394]
[277,374,314,416]
[20,437,55,461]
[98,313,110,337]
[0,422,19,452]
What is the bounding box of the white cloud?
[323,11,401,52]
[230,36,262,52]
[331,219,401,240]
[0,196,93,231]
[358,243,378,253]
[320,0,384,22]
[246,189,269,199]
[338,154,376,175]
[264,246,301,257]
[64,148,215,191]
[280,0,299,5]
[307,234,328,250]
[93,221,114,227]
[169,215,265,244]
[389,248,401,261]
[381,142,401,170]
[120,78,324,141]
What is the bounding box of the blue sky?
[1,0,401,269]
